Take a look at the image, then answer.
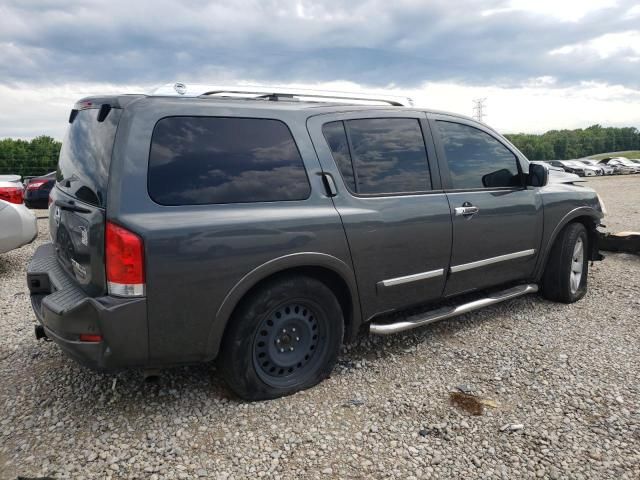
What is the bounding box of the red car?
[24,172,56,209]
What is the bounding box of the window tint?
[322,121,356,191]
[323,118,431,195]
[57,107,122,207]
[148,117,310,205]
[436,121,521,189]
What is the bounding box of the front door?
[429,115,543,296]
[308,111,452,320]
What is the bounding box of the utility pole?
[472,98,487,123]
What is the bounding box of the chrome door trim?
[450,249,535,273]
[378,268,444,288]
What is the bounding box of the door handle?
[454,203,479,217]
[320,172,337,197]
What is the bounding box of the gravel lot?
[1,176,639,480]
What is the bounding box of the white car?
[601,157,639,175]
[563,160,600,176]
[0,175,38,254]
[576,159,611,175]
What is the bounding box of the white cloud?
[482,0,618,22]
[550,30,640,61]
[624,4,640,18]
[1,80,639,140]
[0,82,146,139]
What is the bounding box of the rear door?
[429,114,543,296]
[308,111,452,320]
[49,104,122,297]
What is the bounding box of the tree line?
[505,124,640,160]
[0,136,61,178]
[1,124,639,177]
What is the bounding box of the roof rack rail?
[150,83,413,107]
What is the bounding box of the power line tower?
[472,98,487,123]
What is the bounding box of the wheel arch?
[534,207,602,282]
[205,253,362,360]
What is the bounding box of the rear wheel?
[220,275,343,400]
[541,222,589,303]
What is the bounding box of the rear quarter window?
[148,117,311,205]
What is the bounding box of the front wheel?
[220,275,344,400]
[541,222,589,303]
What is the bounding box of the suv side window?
[148,117,310,205]
[323,118,432,195]
[436,121,522,190]
[322,121,357,191]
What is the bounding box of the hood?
[547,168,585,184]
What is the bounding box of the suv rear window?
[148,117,311,205]
[57,107,122,207]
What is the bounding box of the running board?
[369,284,539,335]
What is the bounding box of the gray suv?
[27,84,604,400]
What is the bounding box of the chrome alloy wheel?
[570,237,584,294]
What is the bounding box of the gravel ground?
[584,176,640,232]
[1,177,639,480]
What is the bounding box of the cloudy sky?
[1,0,639,139]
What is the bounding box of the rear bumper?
[27,243,148,370]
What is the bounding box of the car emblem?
[174,82,187,95]
[54,206,61,226]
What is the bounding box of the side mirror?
[527,163,548,187]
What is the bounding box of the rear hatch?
[49,100,123,297]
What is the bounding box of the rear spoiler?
[69,94,143,124]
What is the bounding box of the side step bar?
[369,284,539,335]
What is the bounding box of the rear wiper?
[55,199,91,214]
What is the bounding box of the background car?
[578,159,612,175]
[532,160,563,172]
[599,157,639,174]
[0,175,38,254]
[627,158,640,168]
[24,172,55,209]
[566,160,601,176]
[547,160,597,176]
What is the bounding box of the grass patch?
[587,151,640,160]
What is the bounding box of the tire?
[219,275,344,400]
[541,222,589,303]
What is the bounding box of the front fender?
[534,206,603,281]
[204,252,361,360]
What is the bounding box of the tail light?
[105,221,145,297]
[0,186,23,204]
[79,333,103,343]
[27,180,47,190]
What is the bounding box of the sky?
[1,0,639,139]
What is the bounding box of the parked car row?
[0,174,38,254]
[547,158,640,176]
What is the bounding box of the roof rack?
[150,83,413,107]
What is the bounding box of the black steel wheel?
[253,302,323,387]
[220,275,344,400]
